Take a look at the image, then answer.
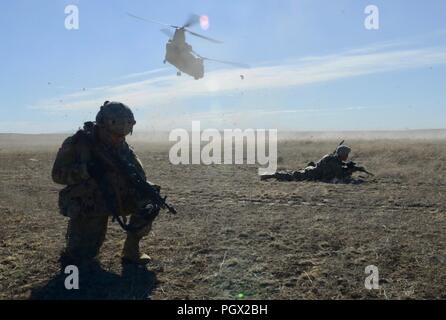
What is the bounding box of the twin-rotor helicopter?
[127,13,249,80]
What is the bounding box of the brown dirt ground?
[0,138,445,299]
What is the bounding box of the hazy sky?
[1,0,446,133]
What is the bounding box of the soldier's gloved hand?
[147,181,161,192]
[346,161,356,168]
[152,184,161,193]
[137,203,161,222]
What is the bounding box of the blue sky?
[1,0,445,133]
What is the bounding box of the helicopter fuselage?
[165,29,204,80]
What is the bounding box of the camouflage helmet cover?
[96,101,136,136]
[335,145,351,158]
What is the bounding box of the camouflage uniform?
[52,102,157,266]
[262,145,352,182]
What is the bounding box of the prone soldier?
[261,144,373,183]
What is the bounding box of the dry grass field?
[0,133,445,299]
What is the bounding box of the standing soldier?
[52,101,161,268]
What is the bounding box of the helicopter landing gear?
[177,71,182,77]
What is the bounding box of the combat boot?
[260,174,275,181]
[59,250,102,272]
[122,235,152,265]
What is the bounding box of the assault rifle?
[345,161,374,177]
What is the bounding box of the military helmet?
[335,145,351,158]
[96,101,136,136]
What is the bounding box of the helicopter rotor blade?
[186,29,223,44]
[201,57,251,69]
[183,14,201,28]
[126,12,177,28]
